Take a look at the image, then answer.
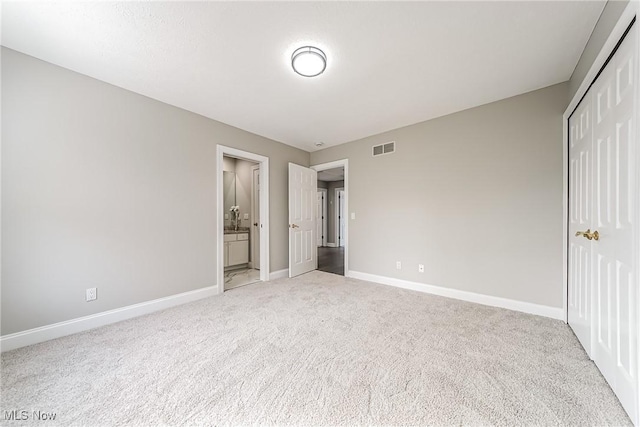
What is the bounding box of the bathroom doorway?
[216,145,270,293]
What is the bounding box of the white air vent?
[372,141,395,157]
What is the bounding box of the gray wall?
[1,48,308,335]
[569,0,629,99]
[311,83,569,308]
[223,156,236,172]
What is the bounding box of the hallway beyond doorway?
[312,158,349,277]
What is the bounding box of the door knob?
[253,222,258,227]
[290,224,299,228]
[575,229,599,241]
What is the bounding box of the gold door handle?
[575,229,599,241]
[289,224,299,229]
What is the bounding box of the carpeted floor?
[0,271,631,426]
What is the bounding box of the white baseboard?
[348,271,564,320]
[1,285,219,352]
[269,268,288,280]
[326,243,337,248]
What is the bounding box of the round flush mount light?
[291,46,327,77]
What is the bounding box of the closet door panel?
[591,23,637,421]
[568,97,594,353]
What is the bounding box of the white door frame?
[216,145,270,294]
[250,164,260,269]
[334,187,345,247]
[311,159,349,276]
[562,2,638,324]
[317,188,327,247]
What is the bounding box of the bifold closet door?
[568,97,593,354]
[568,22,638,424]
[590,22,637,420]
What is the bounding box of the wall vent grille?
[372,141,395,157]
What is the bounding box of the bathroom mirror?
[223,171,236,227]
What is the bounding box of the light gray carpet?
[1,271,631,426]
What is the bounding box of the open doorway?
[222,155,259,289]
[216,145,270,293]
[313,161,348,276]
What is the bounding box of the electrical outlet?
[86,288,97,302]
[396,261,402,270]
[418,264,425,273]
[244,213,249,220]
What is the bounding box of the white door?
[568,23,638,424]
[289,163,317,277]
[568,97,593,354]
[591,25,637,422]
[251,166,260,269]
[317,190,326,247]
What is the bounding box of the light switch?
[351,212,356,220]
[244,213,249,220]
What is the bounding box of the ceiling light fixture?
[291,46,327,77]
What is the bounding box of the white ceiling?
[2,1,605,152]
[317,167,344,182]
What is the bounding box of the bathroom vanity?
[224,229,249,268]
